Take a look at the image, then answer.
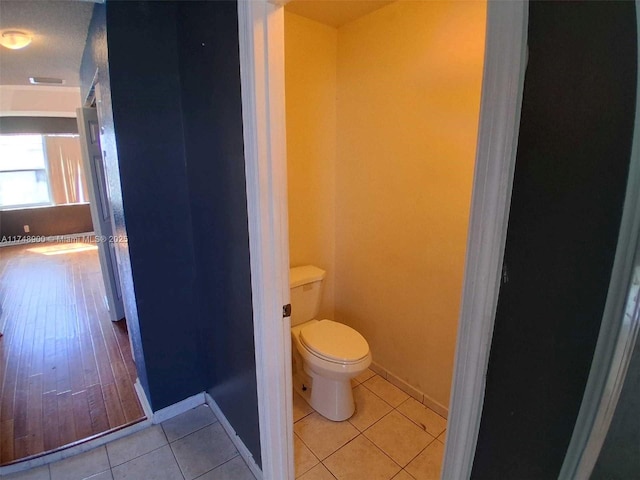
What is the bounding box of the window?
[0,135,51,208]
[0,134,88,209]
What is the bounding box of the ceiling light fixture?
[0,30,32,50]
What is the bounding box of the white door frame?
[237,1,528,478]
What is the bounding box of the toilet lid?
[300,320,369,363]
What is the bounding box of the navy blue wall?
[81,0,260,464]
[176,1,260,465]
[472,2,637,478]
[81,4,151,397]
[81,2,204,409]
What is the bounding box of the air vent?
[29,77,65,85]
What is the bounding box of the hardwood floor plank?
[102,383,126,429]
[25,374,44,455]
[42,334,57,394]
[29,292,46,378]
[113,358,143,423]
[42,391,60,452]
[0,419,14,465]
[71,390,92,440]
[0,242,144,465]
[56,391,76,446]
[68,320,86,394]
[86,384,109,435]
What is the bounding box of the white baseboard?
[371,361,449,419]
[134,379,153,420]
[205,393,264,480]
[152,392,205,424]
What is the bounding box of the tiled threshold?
[0,418,146,468]
[2,405,256,480]
[293,368,447,480]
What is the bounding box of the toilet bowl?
[290,266,372,421]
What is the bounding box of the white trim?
[0,419,151,475]
[151,392,205,424]
[238,1,294,479]
[206,393,264,480]
[441,2,528,479]
[558,5,640,476]
[133,378,154,420]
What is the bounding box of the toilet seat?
[300,320,369,364]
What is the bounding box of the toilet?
[290,265,372,421]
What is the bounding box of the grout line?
[295,378,446,479]
[166,441,186,480]
[165,420,217,444]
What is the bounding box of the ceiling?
[285,0,395,28]
[0,1,95,87]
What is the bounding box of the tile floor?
[3,370,446,480]
[293,369,447,480]
[3,405,256,480]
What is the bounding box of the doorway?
[0,0,145,466]
[237,1,528,479]
[0,239,143,465]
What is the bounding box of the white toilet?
[290,265,372,421]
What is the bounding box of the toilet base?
[307,368,355,421]
[293,367,355,422]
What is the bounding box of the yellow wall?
[335,0,486,409]
[285,12,337,319]
[285,1,486,410]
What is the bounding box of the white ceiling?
[285,0,395,28]
[0,0,95,87]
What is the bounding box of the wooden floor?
[0,241,145,465]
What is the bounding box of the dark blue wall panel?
[80,1,260,461]
[104,1,204,410]
[472,2,637,478]
[81,4,151,397]
[176,1,260,465]
[81,2,204,410]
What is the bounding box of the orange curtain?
[44,136,89,205]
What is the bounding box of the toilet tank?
[289,265,326,327]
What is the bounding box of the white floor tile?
[364,411,434,467]
[294,434,319,477]
[405,440,444,480]
[363,376,409,408]
[171,423,237,480]
[196,456,256,480]
[85,471,114,480]
[162,405,217,442]
[351,368,375,387]
[3,465,51,480]
[111,444,182,480]
[349,385,393,432]
[396,398,446,437]
[106,424,167,467]
[391,470,415,480]
[298,463,337,480]
[50,447,110,480]
[293,392,314,423]
[324,435,401,480]
[293,413,359,460]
